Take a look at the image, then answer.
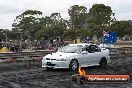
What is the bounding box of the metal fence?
[0,50,55,61]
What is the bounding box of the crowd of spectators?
[1,36,64,52]
[35,36,64,51]
[0,36,65,52]
[10,44,20,52]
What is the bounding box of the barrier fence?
[0,48,132,61]
[0,48,132,69]
[0,50,55,62]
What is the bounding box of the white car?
[42,43,110,71]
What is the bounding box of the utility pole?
[20,32,22,49]
[5,29,8,48]
[14,32,23,49]
[18,29,23,50]
[28,32,31,49]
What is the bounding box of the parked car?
[42,43,110,71]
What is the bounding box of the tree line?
[0,4,132,42]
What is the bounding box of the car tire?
[99,58,107,67]
[69,59,79,71]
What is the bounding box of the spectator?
[10,45,15,52]
[15,44,20,52]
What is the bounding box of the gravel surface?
[0,55,132,88]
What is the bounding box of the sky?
[0,0,132,29]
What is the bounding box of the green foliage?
[10,4,132,41]
[62,29,77,40]
[35,13,68,40]
[109,21,131,38]
[0,29,7,41]
[86,4,116,37]
[128,25,132,36]
[87,4,115,26]
[62,29,90,40]
[12,10,43,40]
[68,5,87,29]
[0,29,17,41]
[21,10,42,16]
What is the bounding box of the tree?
[35,13,68,40]
[128,21,132,36]
[0,29,6,41]
[62,29,77,40]
[128,25,132,36]
[62,28,91,40]
[109,21,130,38]
[12,10,42,40]
[50,13,68,29]
[39,16,52,28]
[87,4,115,26]
[68,5,87,29]
[86,4,116,37]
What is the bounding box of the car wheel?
[69,59,79,71]
[99,58,107,67]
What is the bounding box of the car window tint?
[89,45,95,53]
[89,45,101,52]
[82,45,91,53]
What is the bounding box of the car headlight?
[56,58,66,61]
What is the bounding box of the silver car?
[42,43,110,71]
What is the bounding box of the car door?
[79,51,88,66]
[89,45,102,65]
[79,46,95,66]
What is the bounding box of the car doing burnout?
[42,43,110,71]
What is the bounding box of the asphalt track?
[0,55,132,88]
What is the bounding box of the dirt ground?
[0,55,132,88]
